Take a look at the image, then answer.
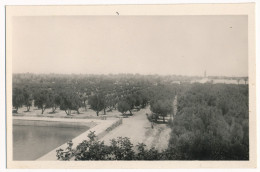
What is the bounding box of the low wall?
[96,118,123,139]
[37,117,123,161]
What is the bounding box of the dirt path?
[100,107,171,152]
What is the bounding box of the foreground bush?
[56,131,169,161]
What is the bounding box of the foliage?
[169,84,249,160]
[12,87,24,112]
[106,95,118,112]
[150,99,173,123]
[49,91,62,113]
[125,95,136,115]
[88,94,105,116]
[34,89,53,114]
[57,131,166,161]
[59,89,83,115]
[79,92,89,110]
[22,87,33,111]
[109,137,135,160]
[12,73,178,116]
[117,101,131,116]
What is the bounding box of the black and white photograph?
[5,4,256,169]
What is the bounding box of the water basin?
[13,125,89,160]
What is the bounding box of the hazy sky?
[12,16,248,76]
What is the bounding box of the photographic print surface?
[6,4,256,168]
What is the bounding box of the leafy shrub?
[56,131,168,161]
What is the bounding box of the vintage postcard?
[6,3,256,168]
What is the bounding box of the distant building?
[212,79,246,85]
[199,77,210,84]
[171,81,181,84]
[189,70,248,85]
[191,70,210,84]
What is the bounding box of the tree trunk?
[83,100,87,111]
[41,107,45,114]
[96,111,99,116]
[15,107,19,113]
[26,106,30,112]
[163,116,165,123]
[103,107,106,115]
[129,110,132,115]
[108,107,113,112]
[52,106,56,113]
[76,108,80,114]
[65,109,71,115]
[154,114,157,122]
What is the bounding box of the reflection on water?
[13,125,89,160]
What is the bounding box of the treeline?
[12,73,177,117]
[13,73,203,85]
[168,84,249,160]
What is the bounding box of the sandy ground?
[101,107,171,152]
[13,105,121,119]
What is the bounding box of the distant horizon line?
[12,72,248,78]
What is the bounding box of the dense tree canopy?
[169,84,249,160]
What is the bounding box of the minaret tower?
[204,70,207,78]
